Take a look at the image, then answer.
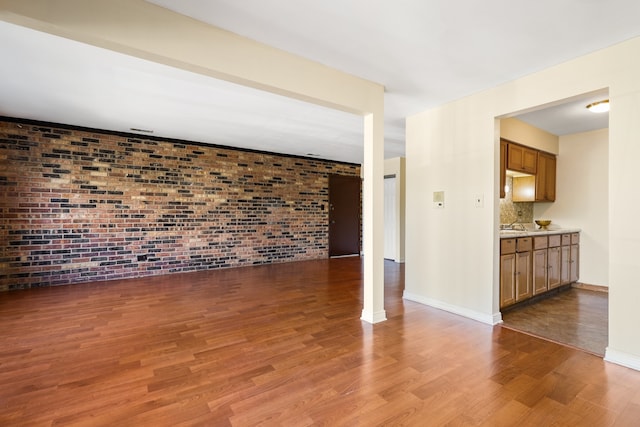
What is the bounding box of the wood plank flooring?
[501,288,608,356]
[1,258,640,426]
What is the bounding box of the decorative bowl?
[535,219,551,229]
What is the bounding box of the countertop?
[499,227,581,238]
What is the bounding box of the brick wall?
[0,119,360,291]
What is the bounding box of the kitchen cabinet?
[532,236,548,295]
[512,175,535,202]
[500,237,532,308]
[500,231,579,310]
[561,233,579,284]
[500,253,516,308]
[511,152,556,203]
[501,138,556,203]
[570,233,579,282]
[515,237,533,302]
[500,238,516,307]
[547,235,562,289]
[507,142,537,174]
[535,152,556,202]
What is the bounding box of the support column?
[361,112,386,323]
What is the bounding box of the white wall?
[501,117,559,154]
[406,36,640,370]
[534,129,609,287]
[405,100,497,324]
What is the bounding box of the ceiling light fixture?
[586,99,609,113]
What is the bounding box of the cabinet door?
[547,246,562,289]
[535,152,556,202]
[532,249,548,295]
[500,253,516,308]
[507,144,538,174]
[569,244,579,283]
[512,175,535,202]
[560,244,571,284]
[515,251,532,301]
[522,149,538,174]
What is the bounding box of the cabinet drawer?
[516,237,532,252]
[571,233,580,244]
[561,234,571,246]
[548,234,561,247]
[534,236,548,250]
[501,238,516,254]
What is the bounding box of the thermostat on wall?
[433,191,444,208]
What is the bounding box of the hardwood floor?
[1,258,640,426]
[501,288,608,356]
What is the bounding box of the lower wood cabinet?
[560,233,579,284]
[515,238,532,302]
[532,236,548,295]
[500,237,533,308]
[500,232,579,309]
[547,246,562,289]
[500,252,516,307]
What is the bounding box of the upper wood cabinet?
[512,175,535,202]
[501,138,556,202]
[507,143,538,174]
[535,152,556,202]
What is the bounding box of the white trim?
[604,348,640,371]
[403,291,501,325]
[361,309,387,324]
[492,311,503,325]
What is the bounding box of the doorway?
[328,174,361,257]
[384,175,397,260]
[497,89,609,356]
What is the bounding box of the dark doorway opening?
[328,174,361,257]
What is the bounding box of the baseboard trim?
[604,348,640,371]
[572,282,608,293]
[361,309,387,324]
[403,291,501,325]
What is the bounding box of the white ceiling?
[0,21,366,163]
[513,90,610,136]
[2,1,639,162]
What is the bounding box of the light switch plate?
[474,193,484,208]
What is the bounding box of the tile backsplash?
[500,175,533,225]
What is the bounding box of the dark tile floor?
[501,287,608,356]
